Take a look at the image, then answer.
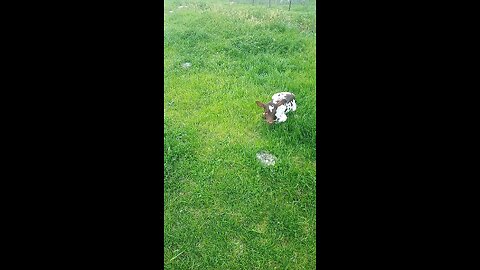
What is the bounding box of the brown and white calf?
[256,92,297,124]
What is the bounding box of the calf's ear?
[256,101,265,108]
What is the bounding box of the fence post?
[288,0,292,11]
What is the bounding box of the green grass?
[164,1,316,269]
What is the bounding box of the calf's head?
[256,100,286,125]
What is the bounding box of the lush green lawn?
[164,1,316,269]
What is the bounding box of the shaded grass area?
[164,1,316,269]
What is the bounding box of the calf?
[256,92,297,124]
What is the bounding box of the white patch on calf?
[276,114,288,123]
[276,105,287,116]
[283,100,296,113]
[275,105,288,123]
[268,105,274,112]
[290,100,297,111]
[271,92,290,103]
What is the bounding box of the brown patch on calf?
[276,99,286,106]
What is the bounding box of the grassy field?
[164,1,316,269]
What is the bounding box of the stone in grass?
[181,62,192,69]
[256,151,277,166]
